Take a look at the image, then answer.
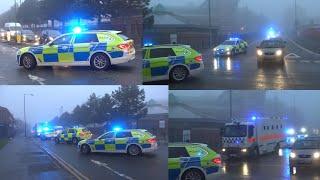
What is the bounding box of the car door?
[60,130,68,141]
[146,48,177,80]
[67,129,76,141]
[115,131,132,152]
[41,34,74,63]
[73,33,99,62]
[168,147,190,180]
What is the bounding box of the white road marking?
[287,38,320,56]
[301,60,310,63]
[91,159,135,180]
[28,74,46,85]
[285,53,301,59]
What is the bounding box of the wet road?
[212,149,320,180]
[37,139,167,180]
[0,42,141,85]
[171,37,320,90]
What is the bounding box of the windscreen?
[293,140,320,149]
[260,40,283,48]
[224,125,247,137]
[222,40,236,45]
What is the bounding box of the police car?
[168,143,221,180]
[78,129,158,156]
[256,39,286,67]
[55,127,92,145]
[289,138,320,175]
[213,38,248,56]
[17,30,135,70]
[143,44,204,82]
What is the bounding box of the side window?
[74,34,99,44]
[51,34,73,45]
[169,147,190,158]
[248,125,254,138]
[149,48,176,58]
[116,131,133,138]
[99,132,114,139]
[68,129,75,133]
[143,50,147,59]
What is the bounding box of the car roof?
[143,44,190,49]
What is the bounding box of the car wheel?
[21,53,36,70]
[181,169,205,180]
[54,137,60,144]
[170,66,189,82]
[127,145,142,156]
[290,166,296,175]
[90,53,111,70]
[81,144,91,155]
[72,137,78,145]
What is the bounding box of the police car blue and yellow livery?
[55,127,92,145]
[213,38,248,56]
[168,143,221,180]
[17,30,135,70]
[78,129,158,156]
[143,44,204,82]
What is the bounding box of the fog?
[0,85,168,126]
[170,90,320,130]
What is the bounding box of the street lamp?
[24,93,34,137]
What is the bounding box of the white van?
[221,117,286,157]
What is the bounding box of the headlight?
[241,148,247,153]
[276,49,282,56]
[257,49,263,56]
[226,48,230,51]
[213,48,217,51]
[222,148,226,152]
[35,35,38,38]
[314,152,320,159]
[290,152,296,158]
[49,37,54,41]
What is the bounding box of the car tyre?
[181,168,205,180]
[55,137,60,144]
[81,144,91,155]
[127,144,142,156]
[21,53,37,70]
[90,53,111,70]
[72,137,78,145]
[170,66,189,82]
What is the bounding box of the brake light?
[247,137,256,143]
[117,43,131,50]
[147,138,157,144]
[194,55,202,62]
[212,157,221,164]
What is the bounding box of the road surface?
[0,42,141,85]
[170,37,320,90]
[37,138,167,180]
[212,149,320,180]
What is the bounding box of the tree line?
[0,0,152,28]
[51,85,148,127]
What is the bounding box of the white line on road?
[285,53,301,59]
[39,145,90,180]
[287,38,320,56]
[28,74,46,85]
[91,159,135,180]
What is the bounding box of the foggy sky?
[0,0,15,14]
[170,90,320,129]
[0,85,168,125]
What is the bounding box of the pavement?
[0,42,141,85]
[211,149,320,180]
[0,134,75,180]
[170,36,320,90]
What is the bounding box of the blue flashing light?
[113,126,123,132]
[37,129,42,133]
[73,26,82,34]
[286,128,295,135]
[229,37,240,41]
[43,127,50,132]
[144,42,154,47]
[251,116,257,121]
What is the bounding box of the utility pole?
[24,93,33,137]
[208,0,213,48]
[294,0,297,33]
[229,90,232,120]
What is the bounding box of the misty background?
[0,85,168,126]
[169,90,320,130]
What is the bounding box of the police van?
[221,117,285,158]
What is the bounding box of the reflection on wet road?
[211,149,320,180]
[171,37,320,90]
